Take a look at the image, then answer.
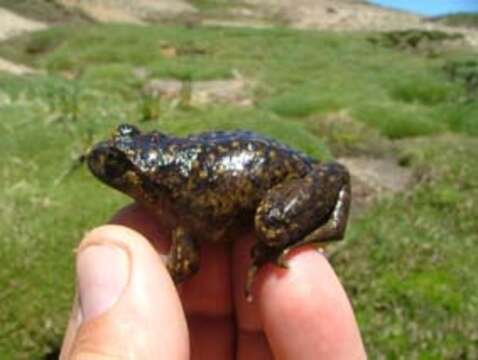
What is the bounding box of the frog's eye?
[115,123,141,139]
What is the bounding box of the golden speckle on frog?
[87,123,351,298]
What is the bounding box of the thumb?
[60,225,189,359]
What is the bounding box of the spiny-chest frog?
[87,124,351,296]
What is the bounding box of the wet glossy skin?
[88,124,351,296]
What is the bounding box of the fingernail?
[77,244,129,321]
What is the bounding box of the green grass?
[1,24,476,139]
[0,23,477,358]
[338,135,478,358]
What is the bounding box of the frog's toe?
[275,250,290,269]
[245,265,258,302]
[316,244,327,254]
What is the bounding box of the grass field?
[0,22,477,358]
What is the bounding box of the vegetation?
[0,0,90,24]
[368,29,464,49]
[340,135,478,358]
[433,12,478,29]
[0,21,477,358]
[188,0,231,10]
[443,58,478,101]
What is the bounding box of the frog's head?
[87,124,142,195]
[87,124,169,199]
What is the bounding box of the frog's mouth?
[87,141,140,193]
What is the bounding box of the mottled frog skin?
[87,124,351,295]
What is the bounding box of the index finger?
[256,247,366,359]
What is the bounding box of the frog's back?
[164,130,317,222]
[186,130,315,166]
[186,130,293,148]
[186,130,316,190]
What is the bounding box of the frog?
[87,123,351,298]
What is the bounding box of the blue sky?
[368,0,478,16]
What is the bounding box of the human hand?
[60,203,366,359]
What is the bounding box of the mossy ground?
[0,22,477,358]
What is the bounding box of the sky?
[368,0,478,16]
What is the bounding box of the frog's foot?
[275,250,290,269]
[166,227,200,283]
[245,265,258,302]
[275,248,290,268]
[276,241,327,266]
[245,243,275,301]
[245,243,328,301]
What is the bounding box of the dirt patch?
[0,8,46,41]
[0,7,48,75]
[338,156,413,215]
[58,0,197,24]
[0,58,38,75]
[143,74,253,107]
[59,1,143,24]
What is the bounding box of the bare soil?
[222,0,478,47]
[0,7,46,41]
[57,0,197,23]
[338,156,413,214]
[143,73,253,107]
[0,57,38,75]
[0,8,46,74]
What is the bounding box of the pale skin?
[60,203,366,359]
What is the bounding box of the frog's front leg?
[253,162,351,268]
[166,226,200,283]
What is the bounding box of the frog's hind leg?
[276,181,351,266]
[254,162,351,267]
[166,227,200,283]
[248,162,350,299]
